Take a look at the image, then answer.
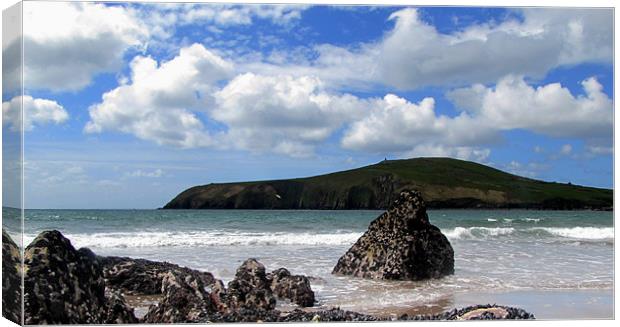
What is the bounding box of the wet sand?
[123,289,613,320]
[340,289,613,320]
[452,289,613,320]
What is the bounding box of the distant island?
[163,158,612,210]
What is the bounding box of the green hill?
[163,157,613,210]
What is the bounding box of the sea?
[2,208,614,319]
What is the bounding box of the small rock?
[104,291,139,324]
[267,267,315,307]
[142,271,217,323]
[226,258,276,312]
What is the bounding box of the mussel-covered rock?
[267,268,315,307]
[100,256,216,295]
[2,229,22,324]
[142,271,217,323]
[333,190,454,280]
[23,230,137,324]
[226,258,276,311]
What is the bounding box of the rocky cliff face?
[333,190,454,280]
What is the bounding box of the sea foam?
[533,227,614,240]
[23,231,364,249]
[443,227,515,240]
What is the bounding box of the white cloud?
[341,93,496,154]
[248,8,611,91]
[586,145,613,155]
[405,144,491,162]
[138,3,306,41]
[447,75,613,140]
[25,161,87,185]
[2,95,69,131]
[339,75,611,158]
[21,2,149,92]
[126,169,164,178]
[85,43,233,148]
[560,144,573,155]
[212,73,361,157]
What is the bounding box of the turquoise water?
[3,208,614,316]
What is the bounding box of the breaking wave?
[443,227,515,240]
[23,231,364,249]
[533,227,614,240]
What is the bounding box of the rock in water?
[23,230,137,324]
[332,190,454,280]
[2,229,22,324]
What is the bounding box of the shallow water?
[4,208,614,318]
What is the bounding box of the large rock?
[142,271,217,323]
[333,190,454,280]
[267,268,315,307]
[23,230,137,324]
[226,258,276,312]
[2,229,22,324]
[100,256,217,295]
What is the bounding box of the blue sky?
[2,2,613,209]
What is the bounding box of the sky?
[1,1,614,209]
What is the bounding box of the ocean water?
[3,208,614,317]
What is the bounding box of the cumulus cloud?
[3,95,69,131]
[340,75,611,158]
[85,43,233,148]
[447,75,613,140]
[20,2,149,92]
[212,73,361,157]
[341,93,496,154]
[248,8,612,91]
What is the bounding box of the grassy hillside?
[163,158,613,210]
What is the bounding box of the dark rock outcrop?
[280,308,381,322]
[267,268,315,307]
[2,229,22,324]
[100,256,216,295]
[23,230,137,324]
[333,190,454,280]
[226,258,276,312]
[104,291,139,324]
[142,271,217,323]
[399,304,535,320]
